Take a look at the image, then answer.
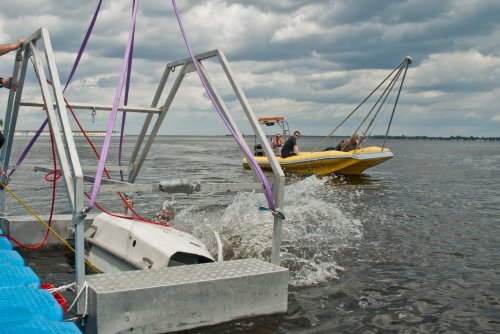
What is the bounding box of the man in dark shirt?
[281,131,301,158]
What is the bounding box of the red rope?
[82,192,169,227]
[1,129,59,250]
[44,169,62,182]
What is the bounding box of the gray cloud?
[0,0,498,136]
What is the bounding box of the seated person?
[281,131,301,158]
[340,133,362,152]
[271,133,283,155]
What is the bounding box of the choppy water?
[10,136,500,333]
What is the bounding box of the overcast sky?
[0,0,499,137]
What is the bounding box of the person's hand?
[14,39,24,49]
[2,77,18,91]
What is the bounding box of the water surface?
[10,136,500,333]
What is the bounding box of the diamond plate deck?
[86,258,288,333]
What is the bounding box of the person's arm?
[294,145,299,155]
[0,39,24,57]
[354,138,362,149]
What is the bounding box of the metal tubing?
[72,183,86,313]
[196,62,247,145]
[19,101,161,114]
[42,29,86,313]
[129,64,172,182]
[217,51,284,178]
[0,47,24,219]
[31,44,75,207]
[1,45,29,177]
[9,163,133,172]
[271,181,285,265]
[166,49,218,69]
[129,64,188,183]
[23,28,43,45]
[41,29,83,183]
[196,61,261,181]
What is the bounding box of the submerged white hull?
[86,213,214,273]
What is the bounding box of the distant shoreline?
[13,132,499,141]
[366,135,500,141]
[239,134,500,141]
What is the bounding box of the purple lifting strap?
[64,0,103,93]
[172,0,276,211]
[87,0,139,211]
[118,20,135,182]
[9,0,103,177]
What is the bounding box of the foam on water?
[173,175,363,286]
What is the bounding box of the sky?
[0,0,499,137]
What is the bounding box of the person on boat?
[0,38,24,175]
[340,133,362,152]
[271,133,284,155]
[281,131,301,158]
[0,39,24,92]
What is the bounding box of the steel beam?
[30,44,76,208]
[19,101,161,114]
[129,64,172,182]
[129,64,188,183]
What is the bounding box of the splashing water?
[173,175,363,286]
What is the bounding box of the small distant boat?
[85,212,214,273]
[243,117,393,175]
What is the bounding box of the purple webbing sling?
[171,0,276,212]
[87,0,139,211]
[9,0,103,178]
[118,14,136,181]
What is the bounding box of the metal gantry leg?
[2,28,87,314]
[0,47,23,225]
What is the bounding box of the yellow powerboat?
[244,57,411,176]
[243,146,393,175]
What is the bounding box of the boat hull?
[86,213,214,273]
[243,146,393,175]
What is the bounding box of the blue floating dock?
[0,316,82,334]
[0,287,63,322]
[0,263,40,288]
[0,232,81,333]
[0,228,14,250]
[0,249,25,266]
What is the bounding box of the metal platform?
[0,214,96,245]
[85,258,288,333]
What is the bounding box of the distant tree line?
[369,135,500,141]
